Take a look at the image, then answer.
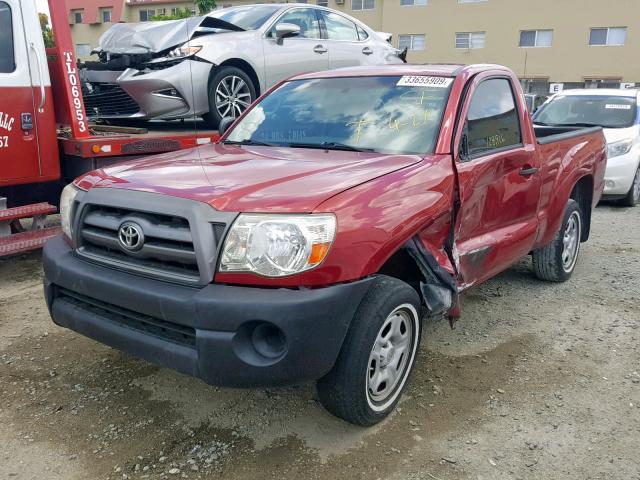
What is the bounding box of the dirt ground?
[1,204,638,480]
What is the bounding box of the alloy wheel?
[215,75,252,119]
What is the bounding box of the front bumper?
[603,150,640,196]
[83,59,213,120]
[43,236,373,387]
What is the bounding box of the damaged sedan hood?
[98,16,245,54]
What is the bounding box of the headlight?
[60,184,81,240]
[607,139,634,158]
[168,45,202,58]
[219,214,337,277]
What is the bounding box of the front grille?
[77,205,215,283]
[83,84,140,118]
[57,288,196,348]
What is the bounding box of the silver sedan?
[81,3,405,128]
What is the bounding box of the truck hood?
[98,16,245,54]
[83,144,423,212]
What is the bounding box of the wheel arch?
[376,237,458,319]
[570,175,594,242]
[211,58,262,97]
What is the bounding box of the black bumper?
[43,236,373,387]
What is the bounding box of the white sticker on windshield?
[397,76,453,88]
[605,104,632,110]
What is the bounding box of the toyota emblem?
[118,222,145,252]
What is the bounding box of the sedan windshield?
[210,5,280,30]
[225,76,452,155]
[534,95,638,129]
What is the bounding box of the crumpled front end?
[81,59,213,120]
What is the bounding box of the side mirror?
[218,117,235,137]
[275,23,300,45]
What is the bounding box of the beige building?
[326,0,640,92]
[66,0,640,92]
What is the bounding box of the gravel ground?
[1,204,638,480]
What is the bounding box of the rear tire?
[204,66,256,130]
[619,167,640,207]
[317,276,422,426]
[532,199,582,282]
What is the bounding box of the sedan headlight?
[60,184,81,240]
[607,139,634,158]
[219,214,337,277]
[168,45,202,59]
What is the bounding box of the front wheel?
[620,167,640,207]
[317,276,422,426]
[532,199,582,282]
[204,66,256,129]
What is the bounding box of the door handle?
[313,44,327,54]
[519,166,539,177]
[30,42,46,113]
[362,46,373,55]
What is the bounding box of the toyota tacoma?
[44,64,607,425]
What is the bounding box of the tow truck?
[0,0,219,257]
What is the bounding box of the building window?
[458,0,487,3]
[352,0,375,11]
[401,0,427,6]
[71,9,83,24]
[456,31,485,49]
[75,44,92,56]
[0,2,15,73]
[139,10,155,21]
[398,34,425,51]
[519,29,552,47]
[589,27,627,46]
[316,0,328,5]
[101,9,112,23]
[156,8,166,16]
[297,0,309,3]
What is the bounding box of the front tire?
[204,66,256,129]
[317,276,422,426]
[620,167,640,207]
[532,199,582,282]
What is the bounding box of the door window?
[320,11,359,41]
[0,2,15,73]
[462,78,522,159]
[273,8,321,39]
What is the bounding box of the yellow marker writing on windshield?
[345,118,373,143]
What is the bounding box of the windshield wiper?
[222,139,277,147]
[287,141,376,152]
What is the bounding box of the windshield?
[210,5,280,30]
[225,76,452,155]
[534,94,638,128]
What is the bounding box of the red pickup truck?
[43,64,606,425]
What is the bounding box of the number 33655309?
[0,136,8,148]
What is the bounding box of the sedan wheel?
[205,66,257,129]
[215,75,252,119]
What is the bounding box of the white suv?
[534,89,640,206]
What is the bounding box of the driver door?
[453,76,542,288]
[262,8,328,88]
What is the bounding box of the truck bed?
[534,125,603,145]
